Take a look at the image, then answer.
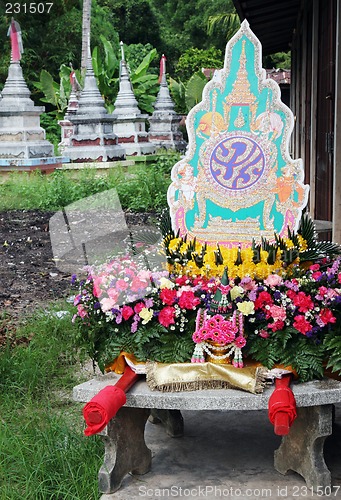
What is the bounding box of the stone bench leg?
[98,407,152,494]
[274,405,333,490]
[149,409,184,437]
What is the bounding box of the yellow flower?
[237,301,255,316]
[297,235,308,251]
[230,285,244,300]
[159,277,175,289]
[139,307,153,324]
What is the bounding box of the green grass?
[0,304,104,499]
[0,152,179,212]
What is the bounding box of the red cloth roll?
[268,374,297,435]
[83,385,127,436]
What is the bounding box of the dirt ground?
[0,209,156,320]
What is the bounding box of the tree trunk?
[81,0,91,71]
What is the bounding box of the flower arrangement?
[72,215,341,382]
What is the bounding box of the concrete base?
[274,405,333,489]
[99,406,341,500]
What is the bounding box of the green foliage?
[0,304,103,497]
[40,113,62,155]
[169,77,187,114]
[104,0,162,47]
[0,0,120,94]
[175,47,224,83]
[92,37,159,113]
[245,327,326,382]
[185,71,208,111]
[0,153,178,212]
[34,64,83,119]
[207,12,240,40]
[264,52,291,69]
[150,0,237,67]
[125,43,159,73]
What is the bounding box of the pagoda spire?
[113,41,140,116]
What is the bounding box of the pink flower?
[234,336,246,348]
[122,305,134,320]
[293,291,314,313]
[100,297,117,313]
[268,320,285,332]
[178,290,201,310]
[312,271,322,280]
[319,309,336,325]
[160,288,177,305]
[268,305,286,322]
[293,315,312,335]
[116,279,128,291]
[310,264,320,271]
[107,287,119,302]
[264,274,282,287]
[77,304,87,318]
[158,306,175,327]
[93,276,104,297]
[317,286,328,298]
[338,273,341,284]
[259,329,270,338]
[134,302,145,314]
[175,275,189,286]
[73,294,81,306]
[131,276,150,292]
[254,291,273,310]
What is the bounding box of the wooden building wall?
[291,0,340,242]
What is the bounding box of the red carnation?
[122,305,134,320]
[134,302,145,314]
[293,315,312,335]
[178,290,201,310]
[160,288,177,305]
[268,320,285,332]
[158,306,176,327]
[319,309,336,325]
[293,291,314,313]
[254,291,273,310]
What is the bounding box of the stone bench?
[73,373,341,495]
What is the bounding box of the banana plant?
[169,71,207,114]
[34,64,83,119]
[92,37,159,114]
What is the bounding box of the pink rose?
[93,276,104,298]
[293,291,314,313]
[312,271,322,280]
[131,276,149,293]
[268,320,285,332]
[100,297,117,313]
[259,329,270,338]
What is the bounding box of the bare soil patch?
[0,209,156,320]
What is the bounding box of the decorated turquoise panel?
[167,20,309,247]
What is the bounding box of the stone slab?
[73,373,341,411]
